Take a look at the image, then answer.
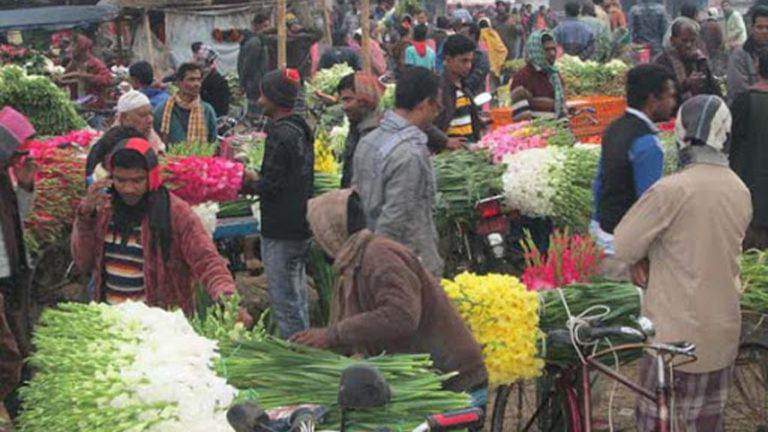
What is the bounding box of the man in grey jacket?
[352,67,445,277]
[237,13,270,117]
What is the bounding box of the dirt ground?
[488,361,766,432]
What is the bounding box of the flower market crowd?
[2,0,768,430]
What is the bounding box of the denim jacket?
[352,111,443,276]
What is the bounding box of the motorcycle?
[226,364,484,432]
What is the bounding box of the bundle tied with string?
[537,282,644,367]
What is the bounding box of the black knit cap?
[261,68,301,108]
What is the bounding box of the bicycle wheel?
[727,341,768,431]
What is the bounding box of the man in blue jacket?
[592,64,676,279]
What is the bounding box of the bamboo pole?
[277,0,287,69]
[143,11,157,74]
[323,3,333,46]
[360,0,371,73]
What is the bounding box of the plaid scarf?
[526,30,565,117]
[159,93,208,144]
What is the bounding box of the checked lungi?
[636,354,732,432]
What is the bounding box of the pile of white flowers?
[192,201,220,235]
[18,302,237,432]
[502,147,565,218]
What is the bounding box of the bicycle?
[490,318,698,432]
[727,311,768,431]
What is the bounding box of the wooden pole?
[143,11,157,74]
[115,16,124,66]
[323,3,333,46]
[277,0,287,69]
[360,0,371,73]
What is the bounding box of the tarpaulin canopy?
[0,5,120,31]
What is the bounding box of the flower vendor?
[613,95,751,431]
[293,189,488,397]
[240,69,315,339]
[153,62,218,146]
[509,30,566,120]
[71,137,239,316]
[57,35,113,109]
[654,20,721,103]
[0,107,37,421]
[591,64,676,280]
[353,67,445,277]
[426,34,484,152]
[336,72,383,188]
[726,6,768,104]
[114,90,165,153]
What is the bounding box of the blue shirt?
[139,87,170,109]
[404,45,436,70]
[553,18,596,58]
[592,108,664,222]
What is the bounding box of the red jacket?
[71,193,234,315]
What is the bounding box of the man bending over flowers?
[292,189,488,399]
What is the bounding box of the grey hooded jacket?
[352,110,444,276]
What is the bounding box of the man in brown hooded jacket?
[291,189,487,394]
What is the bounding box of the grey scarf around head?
[675,94,731,168]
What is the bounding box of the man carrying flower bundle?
[613,95,751,431]
[337,72,383,188]
[591,64,676,280]
[153,62,218,146]
[71,137,240,316]
[0,107,37,424]
[293,189,488,399]
[241,69,314,339]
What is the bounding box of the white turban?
[117,90,151,113]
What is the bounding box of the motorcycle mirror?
[338,364,392,410]
[226,402,269,432]
[473,92,492,107]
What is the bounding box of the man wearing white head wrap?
[115,90,165,153]
[613,95,751,432]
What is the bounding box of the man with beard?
[0,107,36,423]
[241,69,314,339]
[727,6,768,104]
[655,20,721,102]
[336,73,383,188]
[71,137,241,315]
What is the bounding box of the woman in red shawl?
[59,35,113,107]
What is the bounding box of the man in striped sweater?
[71,137,245,318]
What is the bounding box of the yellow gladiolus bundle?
[314,134,339,175]
[443,272,544,385]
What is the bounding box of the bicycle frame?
[517,343,693,432]
[579,349,669,432]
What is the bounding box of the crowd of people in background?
[7,0,768,430]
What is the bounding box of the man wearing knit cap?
[241,69,315,339]
[0,107,37,422]
[115,90,165,153]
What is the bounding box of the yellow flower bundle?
[443,272,544,385]
[314,132,339,175]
